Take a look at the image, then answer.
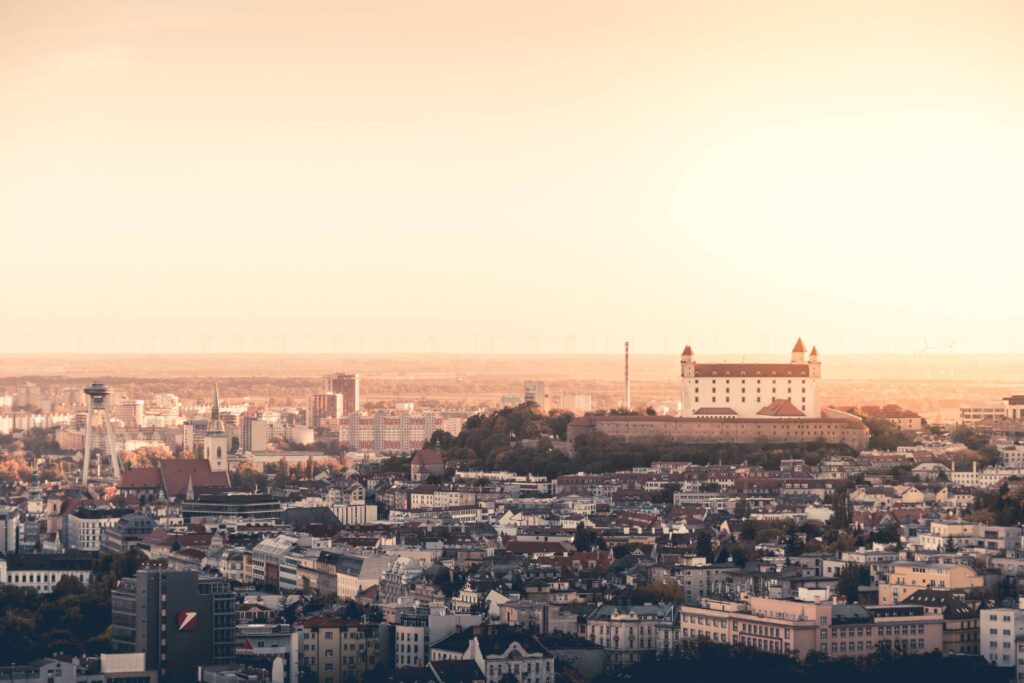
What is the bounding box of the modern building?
[308,393,345,428]
[524,381,548,411]
[180,492,283,524]
[0,505,20,554]
[66,507,130,551]
[242,416,273,453]
[111,569,236,682]
[322,373,361,415]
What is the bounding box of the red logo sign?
[177,610,198,632]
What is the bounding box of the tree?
[695,530,714,561]
[951,426,989,451]
[734,497,752,519]
[573,522,605,552]
[829,491,853,531]
[859,416,916,451]
[835,563,870,604]
[784,527,805,557]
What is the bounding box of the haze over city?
[4,0,1024,354]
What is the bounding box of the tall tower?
[204,385,230,472]
[679,345,695,415]
[81,383,122,484]
[624,341,631,412]
[808,346,822,416]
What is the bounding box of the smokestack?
[625,341,631,412]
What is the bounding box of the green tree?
[835,563,871,604]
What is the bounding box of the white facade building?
[981,603,1024,667]
[679,339,821,419]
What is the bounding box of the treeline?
[427,403,857,478]
[597,642,1009,683]
[0,550,145,665]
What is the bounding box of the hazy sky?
[3,1,1024,356]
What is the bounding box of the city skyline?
[4,1,1024,354]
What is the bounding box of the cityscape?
[5,1,1024,683]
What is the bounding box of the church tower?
[204,384,230,472]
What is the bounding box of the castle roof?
[682,345,694,356]
[757,399,806,417]
[694,364,808,377]
[792,338,806,353]
[810,346,818,357]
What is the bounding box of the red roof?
[792,338,806,353]
[757,399,806,417]
[158,459,230,499]
[411,449,444,467]
[682,345,694,356]
[120,468,162,489]
[809,346,818,357]
[694,407,737,415]
[693,364,808,377]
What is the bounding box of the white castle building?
[680,338,821,419]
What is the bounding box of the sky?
[2,0,1024,356]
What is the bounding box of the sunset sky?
[2,1,1023,355]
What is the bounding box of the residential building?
[878,562,984,605]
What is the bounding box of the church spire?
[208,383,225,434]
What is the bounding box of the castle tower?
[204,384,230,472]
[680,345,695,377]
[680,345,696,414]
[807,345,822,416]
[791,338,807,363]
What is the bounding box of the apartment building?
[981,602,1024,667]
[586,604,674,669]
[878,561,984,605]
[296,617,381,683]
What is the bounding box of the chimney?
[625,341,631,412]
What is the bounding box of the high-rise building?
[112,569,236,682]
[524,381,548,410]
[308,393,344,428]
[242,416,272,452]
[322,373,360,415]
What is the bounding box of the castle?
[566,339,868,450]
[680,338,821,418]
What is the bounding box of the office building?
[112,569,236,682]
